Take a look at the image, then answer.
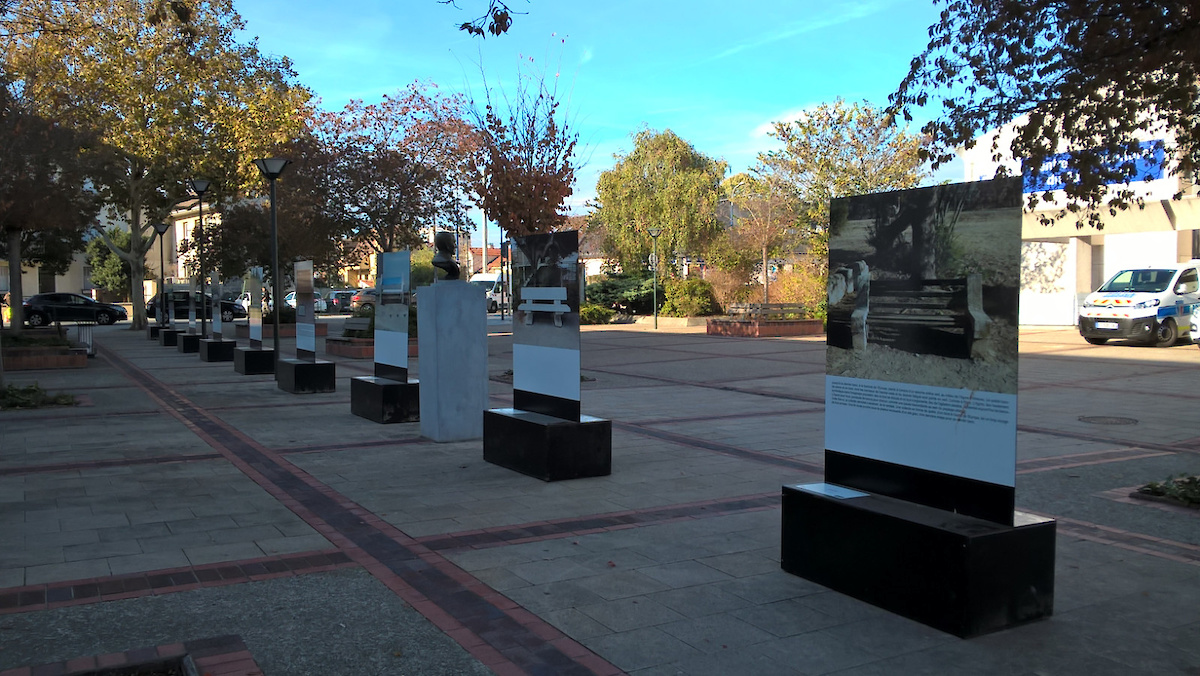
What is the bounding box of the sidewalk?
[0,323,1197,675]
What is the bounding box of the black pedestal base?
[351,376,419,423]
[199,339,236,362]
[277,358,336,394]
[147,326,160,340]
[234,347,275,375]
[158,329,181,347]
[483,408,612,481]
[177,334,200,353]
[780,483,1055,638]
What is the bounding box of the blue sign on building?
[1023,140,1166,193]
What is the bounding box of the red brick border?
[0,549,354,615]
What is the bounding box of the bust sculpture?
[432,231,461,280]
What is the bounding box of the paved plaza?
[1,321,1198,675]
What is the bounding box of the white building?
[960,121,1200,326]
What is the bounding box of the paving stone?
[582,627,703,673]
[106,550,192,576]
[577,595,686,632]
[183,542,265,566]
[96,522,171,543]
[504,580,607,614]
[255,534,331,556]
[647,585,754,618]
[574,570,672,601]
[24,558,113,586]
[658,613,776,654]
[638,560,732,588]
[0,568,25,587]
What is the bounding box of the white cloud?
[579,47,594,65]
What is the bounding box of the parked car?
[469,273,508,312]
[23,293,128,326]
[1078,260,1200,346]
[328,290,355,313]
[350,288,378,311]
[283,290,328,313]
[146,291,248,323]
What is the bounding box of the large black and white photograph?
[511,230,581,352]
[826,178,1022,395]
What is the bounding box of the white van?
[469,273,508,313]
[1078,260,1200,346]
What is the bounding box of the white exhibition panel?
[825,375,1017,487]
[375,329,408,369]
[296,323,315,352]
[512,343,581,401]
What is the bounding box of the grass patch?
[0,384,77,409]
[1137,475,1200,508]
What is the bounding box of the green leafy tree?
[757,99,928,271]
[889,0,1198,225]
[0,83,98,334]
[719,172,801,303]
[594,128,727,273]
[85,227,154,298]
[2,0,312,329]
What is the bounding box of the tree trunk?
[127,206,149,330]
[762,244,769,303]
[6,228,24,335]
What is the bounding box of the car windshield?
[1098,269,1175,293]
[470,280,493,291]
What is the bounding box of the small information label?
[791,483,869,500]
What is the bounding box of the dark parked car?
[328,290,355,313]
[350,288,378,311]
[146,291,248,323]
[23,293,128,326]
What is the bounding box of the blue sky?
[234,0,950,244]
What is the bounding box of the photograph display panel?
[511,230,581,419]
[210,271,222,336]
[246,268,263,344]
[825,178,1022,488]
[375,251,410,373]
[295,260,315,357]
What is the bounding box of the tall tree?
[593,129,727,273]
[757,99,928,268]
[319,82,479,253]
[0,83,98,333]
[2,0,312,329]
[85,227,149,299]
[720,172,800,303]
[470,57,579,237]
[889,0,1199,224]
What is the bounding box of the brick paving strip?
[1049,514,1200,566]
[0,550,354,615]
[95,346,623,676]
[0,634,262,676]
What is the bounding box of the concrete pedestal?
[234,347,275,375]
[780,483,1056,637]
[177,334,200,353]
[147,326,161,340]
[199,339,236,362]
[158,329,182,347]
[417,282,487,441]
[351,376,419,423]
[277,358,336,394]
[484,408,612,481]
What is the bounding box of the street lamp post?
[188,179,211,337]
[153,223,170,329]
[647,227,662,330]
[253,158,291,377]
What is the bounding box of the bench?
[726,302,808,320]
[707,302,823,338]
[517,287,569,327]
[853,275,987,359]
[325,317,374,359]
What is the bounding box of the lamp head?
[647,227,662,238]
[253,158,292,180]
[153,222,170,236]
[188,178,211,196]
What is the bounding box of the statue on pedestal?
[432,231,461,280]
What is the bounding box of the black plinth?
[199,338,236,362]
[483,408,612,481]
[351,376,419,423]
[234,347,275,375]
[177,333,200,353]
[780,483,1055,638]
[158,329,181,347]
[277,358,336,394]
[147,326,161,340]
